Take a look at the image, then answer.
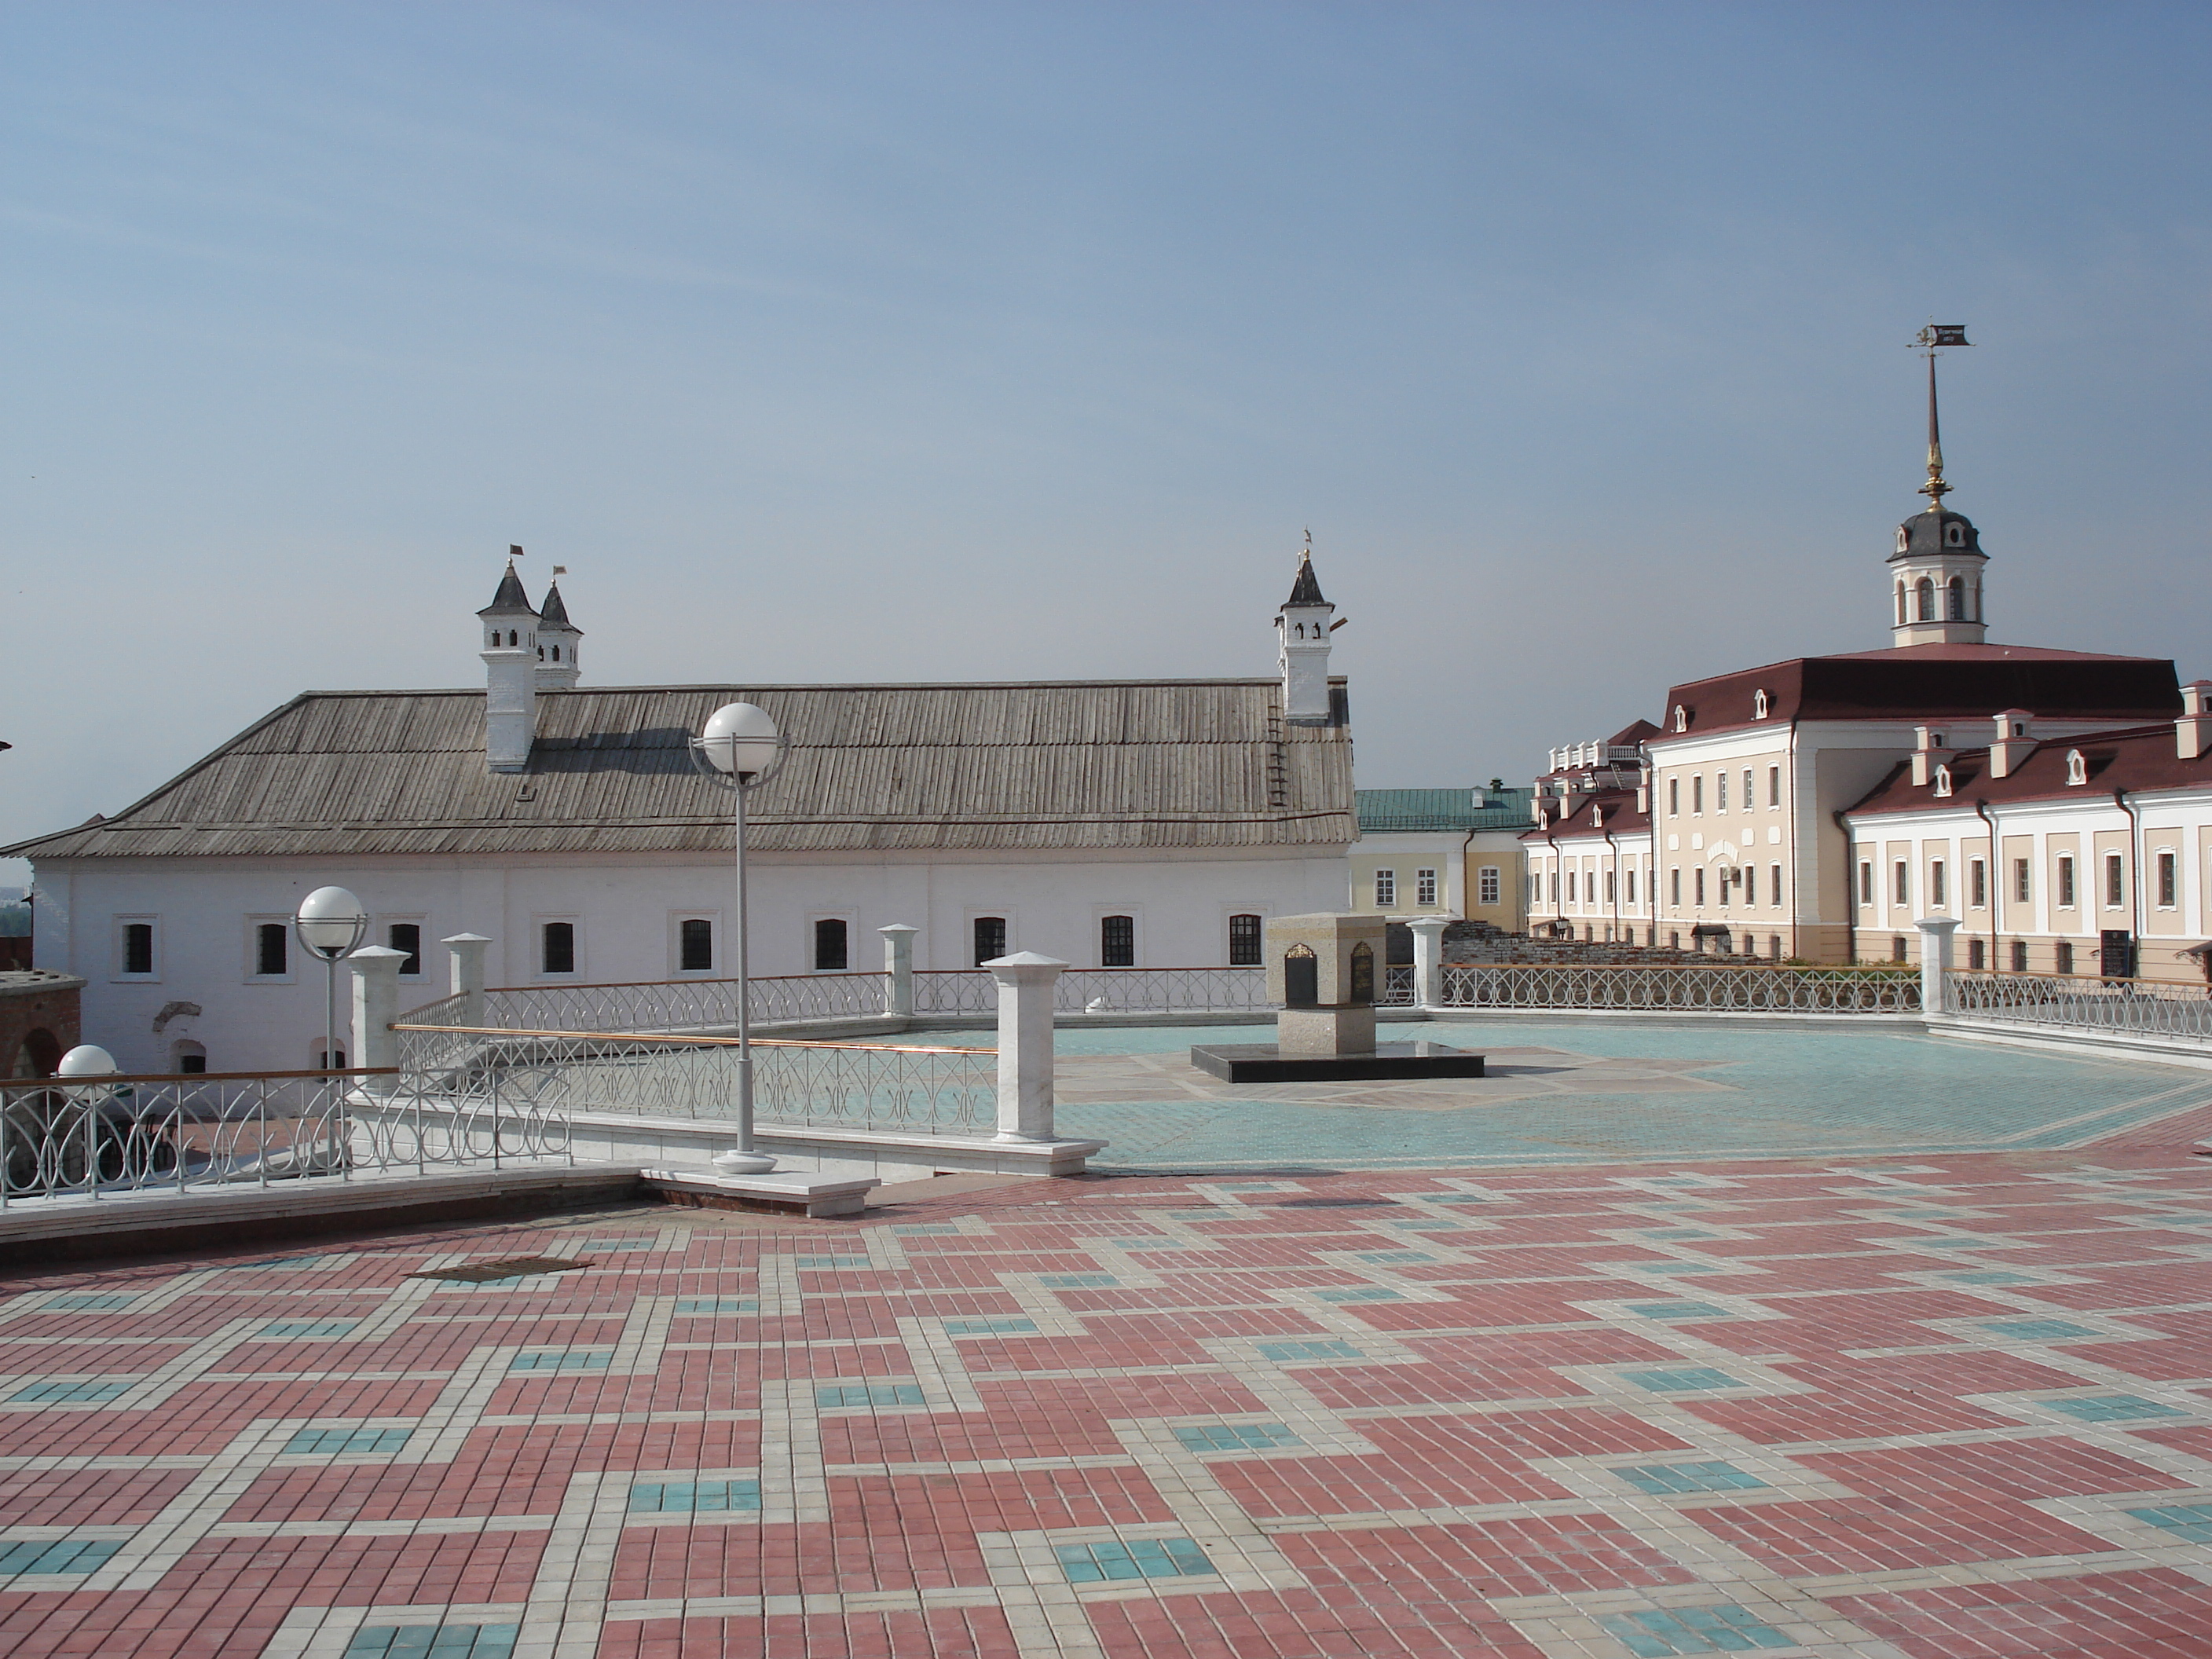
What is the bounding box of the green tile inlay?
[1597,1602,1795,1655]
[1040,1274,1117,1288]
[2122,1503,2212,1544]
[0,1539,122,1574]
[1055,1537,1214,1583]
[1313,1287,1404,1302]
[1978,1319,2098,1342]
[343,1624,518,1659]
[1628,1302,1732,1321]
[42,1295,135,1310]
[508,1352,610,1372]
[628,1479,762,1513]
[259,1320,361,1339]
[1173,1422,1302,1452]
[1621,1368,1742,1393]
[284,1427,413,1455]
[1614,1461,1770,1495]
[9,1382,129,1403]
[674,1298,758,1315]
[1257,1339,1361,1361]
[943,1317,1038,1336]
[2044,1394,2185,1423]
[815,1383,926,1408]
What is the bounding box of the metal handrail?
[390,1023,991,1055]
[1435,961,1921,1013]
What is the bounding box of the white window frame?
[966,910,1014,968]
[672,910,722,977]
[113,914,160,983]
[246,914,295,983]
[383,916,428,980]
[1477,866,1501,906]
[2155,849,2178,910]
[1770,862,1782,908]
[535,915,583,979]
[1414,868,1437,908]
[1968,859,1987,910]
[809,912,858,973]
[1374,869,1397,908]
[1093,907,1141,970]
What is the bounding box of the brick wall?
[0,975,82,1078]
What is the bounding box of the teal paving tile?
[1040,1274,1118,1288]
[789,1257,870,1269]
[2043,1394,2187,1423]
[259,1320,361,1339]
[1597,1603,1795,1654]
[1613,1460,1771,1495]
[1173,1423,1302,1452]
[943,1317,1038,1336]
[674,1298,758,1314]
[1636,1229,1723,1240]
[1353,1251,1434,1263]
[1936,1270,2036,1285]
[1107,1238,1188,1250]
[508,1352,610,1372]
[9,1382,130,1403]
[1627,1302,1734,1322]
[816,1383,926,1408]
[284,1427,413,1455]
[344,1624,518,1659]
[892,1225,962,1235]
[2122,1503,2212,1544]
[1257,1339,1363,1361]
[1313,1287,1404,1303]
[628,1479,762,1512]
[1978,1319,2100,1341]
[1621,1368,1744,1393]
[1054,1537,1214,1583]
[42,1295,136,1310]
[0,1539,123,1574]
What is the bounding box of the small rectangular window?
[1547,869,1558,903]
[972,916,1007,966]
[1374,870,1396,907]
[1767,765,1780,807]
[2057,855,2075,908]
[1100,914,1134,968]
[1229,913,1262,966]
[1716,773,1727,812]
[1969,859,1987,909]
[1859,861,1873,906]
[1477,867,1500,906]
[1770,863,1782,907]
[1415,869,1437,907]
[541,922,575,976]
[1625,868,1636,906]
[1604,868,1617,904]
[681,917,714,972]
[1566,870,1577,904]
[1894,861,1909,906]
[1692,775,1704,814]
[2104,852,2124,908]
[1930,859,1946,908]
[1742,768,1753,810]
[2157,851,2177,908]
[814,918,848,971]
[1670,867,1681,906]
[2014,859,2031,903]
[1892,936,1908,963]
[389,923,422,976]
[1694,867,1706,905]
[122,921,154,976]
[2010,939,2028,972]
[256,921,287,977]
[2056,939,2075,974]
[1668,778,1679,816]
[1742,865,1754,906]
[1968,938,1986,969]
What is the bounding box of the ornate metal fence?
[1947,970,2212,1042]
[0,1068,570,1208]
[1382,965,1416,1005]
[1435,962,1921,1013]
[392,1026,998,1138]
[913,967,1267,1017]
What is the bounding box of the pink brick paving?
[0,1148,2203,1658]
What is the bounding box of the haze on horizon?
[5,2,2210,881]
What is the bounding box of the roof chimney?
[2180,682,2212,761]
[1988,709,2035,778]
[477,559,540,773]
[1910,723,1954,787]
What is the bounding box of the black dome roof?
[1889,508,1987,563]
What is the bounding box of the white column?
[879,924,917,1018]
[1408,917,1448,1009]
[444,933,491,1027]
[1916,916,1959,1016]
[986,950,1065,1143]
[349,946,412,1092]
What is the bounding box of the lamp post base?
[712,1148,779,1175]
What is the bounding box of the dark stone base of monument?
[1188,1042,1487,1084]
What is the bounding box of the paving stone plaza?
[4,1028,2212,1658]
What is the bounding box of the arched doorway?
[13,1028,61,1079]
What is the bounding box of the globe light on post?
[690,704,789,1176]
[295,886,368,1072]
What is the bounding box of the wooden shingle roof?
[6,679,1355,860]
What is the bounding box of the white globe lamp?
[700,702,780,779]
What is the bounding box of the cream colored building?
[1348,788,1530,932]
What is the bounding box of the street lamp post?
[295,887,369,1071]
[690,702,788,1175]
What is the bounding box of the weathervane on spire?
[1910,324,1971,511]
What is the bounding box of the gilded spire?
[1912,324,1970,511]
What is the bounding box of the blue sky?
[4,2,2209,873]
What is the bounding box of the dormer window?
[1672,705,1688,733]
[1752,689,1770,720]
[1944,522,1965,547]
[1932,765,1953,797]
[2066,749,2088,786]
[1896,528,1909,555]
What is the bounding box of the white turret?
[1276,541,1336,725]
[477,558,539,773]
[535,579,582,691]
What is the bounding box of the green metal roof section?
[1356,786,1533,833]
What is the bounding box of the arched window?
[1672,705,1688,733]
[1946,577,1965,620]
[1914,577,1934,621]
[1752,689,1770,720]
[1933,765,1953,797]
[1349,940,1375,1004]
[551,646,561,661]
[537,646,544,660]
[507,629,518,646]
[2066,749,2087,786]
[1895,528,1910,555]
[1283,943,1318,1007]
[1895,580,1906,624]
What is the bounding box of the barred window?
[1668,778,1679,816]
[122,922,155,976]
[542,922,576,976]
[1228,913,1262,966]
[255,922,287,977]
[814,918,849,971]
[1968,938,1985,969]
[2009,939,2027,972]
[680,918,713,972]
[1930,859,1946,908]
[2056,939,2075,974]
[972,916,1007,966]
[1100,914,1134,968]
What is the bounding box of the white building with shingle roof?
[9,556,1356,1074]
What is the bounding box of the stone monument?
[1189,912,1485,1082]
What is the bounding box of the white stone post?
[1915,917,1959,1016]
[1408,917,1448,1009]
[444,933,491,1027]
[349,946,411,1093]
[880,924,917,1018]
[987,951,1066,1143]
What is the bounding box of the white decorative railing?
[397,972,893,1040]
[1946,970,2212,1042]
[1435,962,1921,1014]
[1053,967,1268,1014]
[1382,965,1416,1005]
[391,1027,998,1139]
[0,1068,569,1208]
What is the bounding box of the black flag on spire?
[1918,324,1970,348]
